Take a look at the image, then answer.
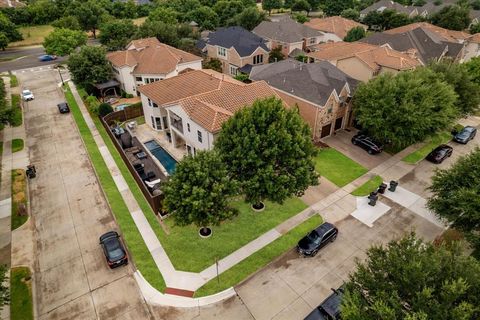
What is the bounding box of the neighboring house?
[304,16,368,41]
[384,22,470,43]
[471,10,480,26]
[0,0,25,7]
[359,0,418,19]
[106,37,203,96]
[253,17,327,56]
[198,26,270,76]
[250,59,359,140]
[464,33,480,61]
[306,42,420,82]
[137,69,281,155]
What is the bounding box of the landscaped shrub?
[126,93,134,98]
[10,94,22,127]
[98,103,113,117]
[85,95,100,114]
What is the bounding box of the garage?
[334,117,343,131]
[320,123,332,138]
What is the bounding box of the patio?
[133,124,187,162]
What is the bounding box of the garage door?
[334,117,343,131]
[320,123,332,138]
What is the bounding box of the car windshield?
[307,231,321,243]
[22,90,31,95]
[105,239,123,259]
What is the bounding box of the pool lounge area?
[144,140,178,175]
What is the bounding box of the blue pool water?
[144,140,177,175]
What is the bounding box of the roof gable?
[253,18,322,43]
[304,16,367,39]
[205,26,270,57]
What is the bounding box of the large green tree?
[186,6,219,30]
[147,6,178,24]
[51,15,82,30]
[344,26,366,42]
[352,68,457,148]
[323,0,355,16]
[428,60,480,116]
[72,0,107,38]
[0,13,22,47]
[342,234,480,319]
[291,0,312,14]
[136,20,179,46]
[232,7,265,30]
[215,97,318,206]
[162,150,238,233]
[214,0,245,25]
[99,19,137,51]
[262,0,282,15]
[341,8,360,21]
[427,148,480,254]
[43,28,87,56]
[464,56,480,86]
[430,5,471,31]
[67,46,112,87]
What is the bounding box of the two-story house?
[304,16,368,41]
[106,37,203,95]
[198,26,270,76]
[250,59,359,140]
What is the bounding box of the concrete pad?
[320,203,350,224]
[301,177,339,206]
[37,227,81,270]
[82,250,130,290]
[271,296,313,320]
[351,197,391,227]
[301,272,344,309]
[38,293,96,320]
[409,198,446,228]
[383,186,420,208]
[0,198,11,219]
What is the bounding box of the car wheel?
[331,234,337,242]
[368,149,373,155]
[311,249,318,257]
[352,140,357,145]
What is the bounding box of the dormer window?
[218,47,227,57]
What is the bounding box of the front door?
[334,117,343,131]
[320,123,332,139]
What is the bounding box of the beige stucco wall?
[336,58,373,82]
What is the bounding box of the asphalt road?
[0,46,66,72]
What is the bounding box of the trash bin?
[388,180,398,192]
[368,191,378,206]
[378,183,387,194]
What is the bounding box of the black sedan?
[57,102,70,114]
[426,144,453,164]
[297,222,338,257]
[99,231,128,269]
[305,286,344,320]
[351,134,383,154]
[453,126,477,144]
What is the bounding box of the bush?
[126,93,134,98]
[10,94,22,127]
[98,103,113,117]
[85,95,100,114]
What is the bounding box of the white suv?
[22,89,34,101]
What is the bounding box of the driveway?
[322,129,392,170]
[18,67,152,320]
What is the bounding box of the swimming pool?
[144,140,177,175]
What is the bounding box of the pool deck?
[133,124,187,162]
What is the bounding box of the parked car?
[57,102,70,114]
[351,134,383,154]
[453,126,477,144]
[304,286,344,320]
[99,231,128,269]
[297,222,338,257]
[21,89,34,101]
[426,144,453,164]
[38,54,57,61]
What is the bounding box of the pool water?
[144,140,177,175]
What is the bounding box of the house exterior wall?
[319,33,342,43]
[206,44,268,75]
[140,93,168,131]
[335,58,374,82]
[463,42,480,61]
[113,65,136,95]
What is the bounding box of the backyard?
[314,148,368,187]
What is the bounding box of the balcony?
[170,112,183,134]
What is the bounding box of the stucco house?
[304,16,368,41]
[106,37,203,96]
[359,0,418,19]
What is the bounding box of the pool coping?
[142,138,178,177]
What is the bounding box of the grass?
[10,25,54,47]
[65,85,166,292]
[9,73,18,87]
[11,138,24,153]
[195,214,323,297]
[10,267,33,320]
[0,141,2,185]
[314,148,368,187]
[351,175,383,196]
[11,169,28,230]
[402,131,452,164]
[10,94,22,127]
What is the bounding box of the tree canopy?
[232,6,265,30]
[262,0,282,15]
[430,5,471,31]
[323,0,355,17]
[43,28,87,56]
[162,150,238,228]
[341,8,360,21]
[71,0,107,38]
[464,56,480,86]
[363,9,412,30]
[215,97,318,205]
[99,19,137,51]
[342,234,480,320]
[67,46,112,87]
[51,15,82,30]
[344,26,366,42]
[186,6,219,30]
[0,12,22,48]
[147,6,178,24]
[352,68,458,148]
[269,46,285,63]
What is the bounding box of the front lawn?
[10,25,54,47]
[402,131,452,164]
[195,214,323,297]
[351,175,383,196]
[11,169,28,230]
[11,138,24,153]
[314,148,368,187]
[10,267,33,320]
[10,94,22,127]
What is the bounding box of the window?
[113,68,120,75]
[197,130,202,143]
[163,116,168,129]
[187,123,190,132]
[135,77,142,81]
[147,98,152,106]
[155,117,161,129]
[151,116,155,128]
[229,65,238,76]
[170,112,183,133]
[218,46,227,57]
[253,54,263,65]
[152,102,158,108]
[309,37,316,45]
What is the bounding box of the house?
[383,22,470,43]
[306,42,420,82]
[304,16,368,41]
[198,26,270,76]
[250,59,359,140]
[0,0,25,7]
[106,37,203,96]
[137,69,282,155]
[359,0,418,19]
[360,24,465,63]
[253,17,328,56]
[464,33,480,61]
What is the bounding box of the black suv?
[351,134,383,154]
[453,126,477,144]
[305,286,344,320]
[57,102,70,114]
[426,144,452,164]
[99,231,128,269]
[297,222,338,257]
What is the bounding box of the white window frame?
[197,130,203,143]
[217,46,227,58]
[229,65,238,76]
[253,54,263,65]
[309,37,316,45]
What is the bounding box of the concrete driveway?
[322,129,392,170]
[18,67,152,320]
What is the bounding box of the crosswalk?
[13,65,55,74]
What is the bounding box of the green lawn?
[65,85,166,292]
[9,73,18,87]
[11,94,22,127]
[195,214,323,297]
[402,132,452,164]
[314,148,368,187]
[10,25,54,47]
[351,175,383,196]
[10,267,33,320]
[11,169,28,230]
[11,138,24,153]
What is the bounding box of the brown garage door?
[320,123,332,138]
[334,117,343,131]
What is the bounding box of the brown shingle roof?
[127,37,161,49]
[384,22,469,43]
[308,42,377,61]
[304,16,367,40]
[467,33,480,43]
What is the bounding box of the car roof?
[100,231,119,242]
[314,222,336,236]
[319,287,344,317]
[463,126,476,132]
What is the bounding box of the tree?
[470,22,480,34]
[428,60,480,116]
[147,6,178,24]
[344,26,366,42]
[291,0,311,14]
[262,0,282,15]
[136,20,179,46]
[99,19,137,51]
[72,0,107,38]
[202,58,222,72]
[0,265,9,311]
[413,0,427,6]
[464,56,480,86]
[214,0,245,25]
[472,0,480,10]
[0,33,9,51]
[293,13,309,23]
[268,46,285,62]
[43,28,87,56]
[363,9,412,30]
[68,46,112,87]
[342,234,480,320]
[52,15,82,30]
[306,0,322,12]
[430,5,471,31]
[0,13,22,45]
[323,0,355,16]
[341,8,360,21]
[98,102,113,117]
[215,97,318,206]
[110,0,137,19]
[232,7,265,31]
[352,68,457,148]
[186,6,219,30]
[427,148,480,254]
[162,150,238,233]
